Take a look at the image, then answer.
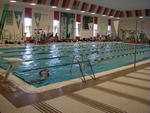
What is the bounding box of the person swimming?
[39,68,50,81]
[30,68,50,84]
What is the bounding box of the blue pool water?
[0,42,150,87]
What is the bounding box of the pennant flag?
[72,0,80,9]
[96,6,103,14]
[0,4,9,39]
[34,13,41,27]
[89,4,97,12]
[50,0,59,6]
[81,2,89,11]
[14,11,23,29]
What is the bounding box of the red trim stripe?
[76,14,81,22]
[27,0,33,3]
[65,0,71,8]
[54,11,59,20]
[129,10,133,17]
[138,10,142,16]
[114,11,120,17]
[94,17,98,24]
[41,0,47,4]
[108,19,111,25]
[96,6,103,14]
[25,8,32,18]
[90,5,96,12]
[119,11,124,17]
[145,9,150,16]
[54,0,59,6]
[103,8,109,15]
[92,5,96,12]
[109,9,115,16]
[75,1,80,7]
[81,2,89,11]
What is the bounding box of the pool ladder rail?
[70,54,96,83]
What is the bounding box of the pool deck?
[0,60,150,113]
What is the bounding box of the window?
[107,25,111,35]
[75,22,80,36]
[24,18,32,37]
[93,24,98,37]
[53,20,59,35]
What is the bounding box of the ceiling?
[1,0,150,10]
[0,0,150,19]
[81,0,150,10]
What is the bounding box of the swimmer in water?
[30,68,50,84]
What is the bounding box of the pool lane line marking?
[1,45,148,59]
[16,50,150,73]
[1,44,145,54]
[0,47,141,63]
[0,46,144,61]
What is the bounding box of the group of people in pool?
[30,68,50,84]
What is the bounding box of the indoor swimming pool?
[0,42,150,87]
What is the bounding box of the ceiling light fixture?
[10,0,16,3]
[102,14,106,16]
[110,16,114,18]
[116,17,120,19]
[91,13,95,15]
[81,11,85,13]
[139,16,143,18]
[30,3,36,5]
[66,8,71,10]
[51,6,57,8]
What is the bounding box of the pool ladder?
[70,54,96,83]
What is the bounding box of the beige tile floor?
[0,64,150,113]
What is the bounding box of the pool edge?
[0,59,149,93]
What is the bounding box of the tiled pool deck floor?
[0,60,150,113]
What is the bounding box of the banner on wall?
[113,20,119,36]
[5,10,13,25]
[34,13,41,28]
[14,11,23,29]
